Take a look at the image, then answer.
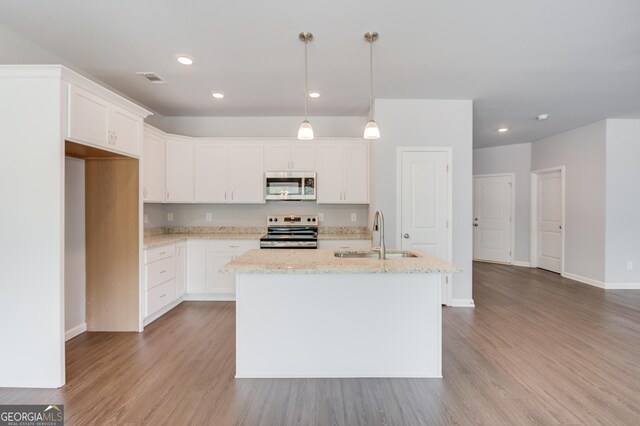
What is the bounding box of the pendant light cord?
[369,39,374,121]
[304,39,309,121]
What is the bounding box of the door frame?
[529,166,566,274]
[472,173,515,265]
[396,147,453,305]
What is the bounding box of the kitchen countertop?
[222,249,461,274]
[143,227,371,248]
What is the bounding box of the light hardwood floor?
[2,262,639,425]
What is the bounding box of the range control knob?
[307,218,311,222]
[274,218,278,222]
[269,218,273,222]
[312,218,316,222]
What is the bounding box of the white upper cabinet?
[265,143,315,171]
[165,137,194,203]
[69,85,109,147]
[195,143,229,203]
[229,144,265,203]
[142,127,165,202]
[317,142,369,204]
[68,85,142,157]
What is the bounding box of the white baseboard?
[512,261,531,267]
[604,282,640,290]
[561,272,605,289]
[183,293,236,301]
[447,298,475,308]
[65,323,87,341]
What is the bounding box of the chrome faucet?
[371,210,386,259]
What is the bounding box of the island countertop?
[222,248,461,274]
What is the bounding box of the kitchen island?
[224,249,461,378]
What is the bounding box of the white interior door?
[473,175,512,263]
[399,150,449,301]
[537,170,563,273]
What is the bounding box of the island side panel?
[235,273,441,378]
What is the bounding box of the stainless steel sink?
[334,251,419,259]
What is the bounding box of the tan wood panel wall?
[85,157,139,331]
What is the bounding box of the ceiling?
[1,0,639,147]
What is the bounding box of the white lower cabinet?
[318,240,371,250]
[186,239,259,299]
[144,243,179,321]
[176,241,187,297]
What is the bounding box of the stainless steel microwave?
[265,171,316,201]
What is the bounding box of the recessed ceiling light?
[211,92,224,99]
[498,128,509,133]
[177,56,193,65]
[308,91,321,98]
[536,113,550,121]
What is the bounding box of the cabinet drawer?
[206,240,259,253]
[145,244,176,263]
[145,257,176,290]
[318,240,371,250]
[146,279,176,317]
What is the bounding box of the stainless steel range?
[259,215,318,249]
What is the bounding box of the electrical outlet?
[144,214,149,224]
[318,213,324,222]
[167,213,174,222]
[351,213,357,222]
[206,212,212,222]
[627,261,633,270]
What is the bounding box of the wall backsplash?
[144,203,369,229]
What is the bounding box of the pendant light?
[364,31,380,140]
[298,32,314,140]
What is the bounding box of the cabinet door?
[318,239,372,250]
[205,252,235,294]
[342,144,369,204]
[195,144,229,202]
[68,85,109,148]
[291,143,316,171]
[142,131,165,202]
[165,138,194,202]
[176,242,187,297]
[187,240,206,293]
[264,144,291,171]
[109,105,141,156]
[316,144,344,204]
[229,144,265,203]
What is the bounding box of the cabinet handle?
[159,251,166,255]
[167,191,170,200]
[231,191,234,200]
[143,188,147,198]
[343,190,346,200]
[114,133,118,145]
[159,270,166,274]
[160,293,166,298]
[224,190,227,200]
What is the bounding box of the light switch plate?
[167,213,174,222]
[144,214,149,224]
[206,212,212,222]
[627,261,633,270]
[351,213,357,222]
[318,213,324,222]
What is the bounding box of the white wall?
[473,143,532,264]
[373,99,474,304]
[531,120,607,283]
[145,203,369,229]
[605,119,640,285]
[64,157,86,339]
[0,73,65,387]
[159,116,365,138]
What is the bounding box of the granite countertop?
[143,226,371,248]
[222,249,462,274]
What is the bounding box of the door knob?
[473,223,478,227]
[403,233,410,239]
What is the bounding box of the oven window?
[266,178,303,196]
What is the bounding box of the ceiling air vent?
[136,72,168,84]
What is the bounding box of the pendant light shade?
[364,120,380,139]
[298,32,314,140]
[298,120,314,140]
[364,32,380,140]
